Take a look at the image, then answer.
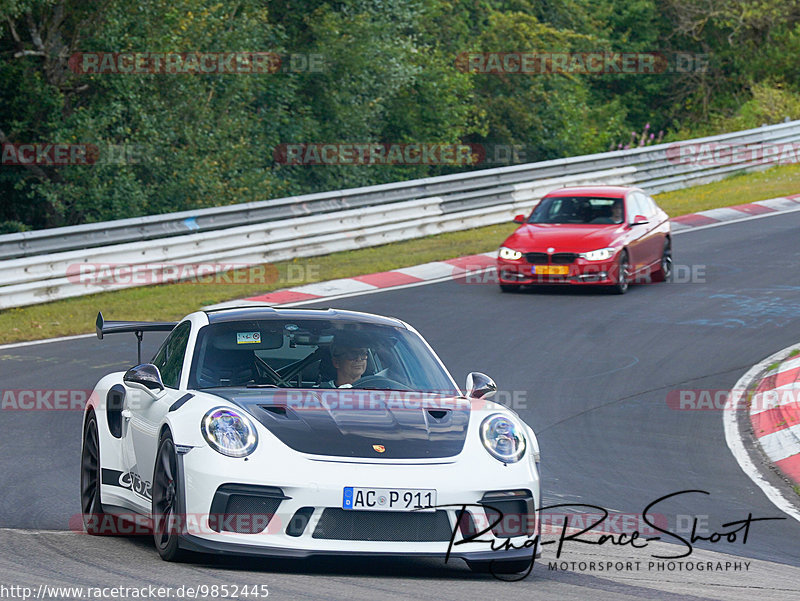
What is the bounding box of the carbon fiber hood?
[206,388,471,459]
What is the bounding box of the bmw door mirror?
[465,372,497,400]
[513,214,526,224]
[630,215,649,226]
[123,363,165,398]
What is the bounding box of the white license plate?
[342,487,437,512]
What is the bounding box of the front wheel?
[152,431,187,561]
[80,414,105,535]
[611,251,630,294]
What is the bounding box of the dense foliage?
[1,0,799,231]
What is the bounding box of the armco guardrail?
[3,120,799,260]
[1,121,798,309]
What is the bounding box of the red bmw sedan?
[496,186,672,294]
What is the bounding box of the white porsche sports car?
[81,306,541,573]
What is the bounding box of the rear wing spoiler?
[96,312,177,364]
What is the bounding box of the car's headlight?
[498,246,523,260]
[580,247,615,261]
[202,407,258,457]
[480,413,526,463]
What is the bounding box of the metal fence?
[1,120,798,309]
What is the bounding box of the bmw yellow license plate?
[532,265,569,275]
[343,487,437,512]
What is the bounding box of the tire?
[499,284,520,293]
[152,431,187,561]
[651,239,672,283]
[80,413,106,535]
[611,251,630,294]
[466,558,533,574]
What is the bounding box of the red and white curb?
[725,346,800,523]
[205,193,800,310]
[206,252,497,309]
[670,193,800,230]
[751,354,800,484]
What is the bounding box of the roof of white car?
[202,306,407,328]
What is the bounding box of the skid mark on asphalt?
[560,354,639,381]
[637,287,800,330]
[535,365,754,435]
[676,317,749,329]
[678,292,800,329]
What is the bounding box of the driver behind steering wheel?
[320,335,370,388]
[330,345,368,388]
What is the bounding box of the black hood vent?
[207,389,471,459]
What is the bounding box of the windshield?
[188,319,458,394]
[528,196,624,224]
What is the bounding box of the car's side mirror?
[630,215,649,226]
[123,363,165,398]
[513,214,526,224]
[465,372,497,400]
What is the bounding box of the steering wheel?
[353,375,413,391]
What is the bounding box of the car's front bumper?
[175,442,541,562]
[497,256,619,286]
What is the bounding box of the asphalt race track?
[1,211,799,600]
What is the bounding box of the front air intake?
[209,484,289,534]
[312,509,452,541]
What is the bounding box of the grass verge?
[654,163,800,215]
[2,163,800,345]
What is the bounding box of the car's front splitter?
[178,532,541,563]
